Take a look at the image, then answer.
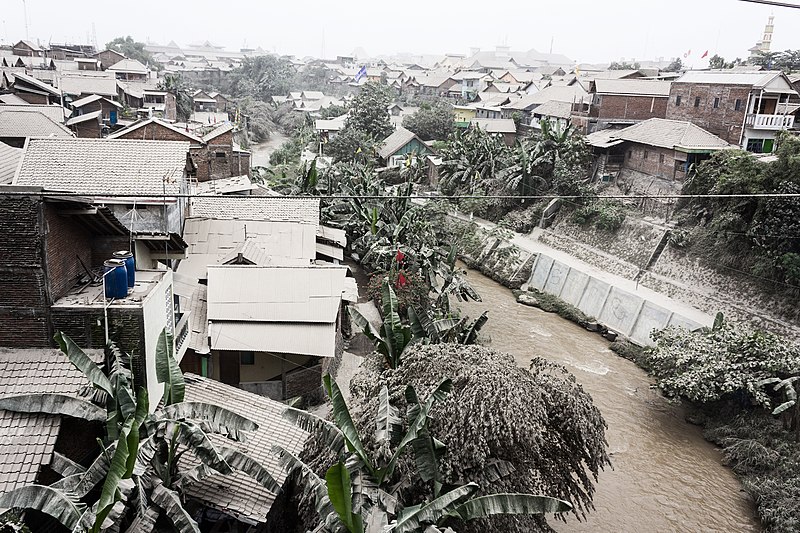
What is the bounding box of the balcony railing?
[175,311,191,357]
[745,114,795,130]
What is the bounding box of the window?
[643,150,649,160]
[675,95,682,106]
[675,160,687,172]
[627,150,632,159]
[694,97,701,107]
[713,97,720,109]
[734,99,742,111]
[746,138,764,153]
[596,95,603,105]
[659,154,665,164]
[215,151,227,159]
[240,351,255,365]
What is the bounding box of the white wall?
[141,269,175,411]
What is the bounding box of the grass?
[515,288,594,324]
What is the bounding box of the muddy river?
[457,267,759,533]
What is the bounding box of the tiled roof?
[674,70,785,88]
[190,197,319,224]
[0,143,23,185]
[0,347,100,494]
[58,73,118,97]
[107,117,204,143]
[531,100,573,119]
[15,138,189,196]
[182,374,308,523]
[0,103,66,123]
[593,79,672,97]
[107,58,149,74]
[201,123,233,142]
[597,118,732,151]
[0,109,73,138]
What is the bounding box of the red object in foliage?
[396,272,408,288]
[396,250,405,262]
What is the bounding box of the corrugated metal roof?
[317,225,347,247]
[0,143,23,185]
[65,109,101,126]
[190,197,319,224]
[470,118,517,133]
[107,58,149,73]
[206,265,347,323]
[188,285,209,354]
[209,321,336,356]
[178,217,317,281]
[379,126,420,159]
[316,241,344,261]
[221,239,270,265]
[343,277,358,303]
[15,138,189,196]
[107,117,204,143]
[182,374,307,522]
[58,73,118,96]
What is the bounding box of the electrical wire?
[736,0,800,8]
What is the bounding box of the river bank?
[249,130,289,167]
[457,267,759,532]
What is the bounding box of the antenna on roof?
[21,0,29,41]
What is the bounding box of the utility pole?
[21,0,29,40]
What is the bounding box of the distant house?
[0,108,73,147]
[11,40,44,57]
[208,91,230,112]
[469,118,518,146]
[571,79,672,134]
[109,118,243,181]
[316,114,347,145]
[65,110,103,138]
[107,58,149,81]
[453,105,477,126]
[92,49,126,70]
[665,70,799,152]
[192,90,217,112]
[378,126,434,167]
[70,93,123,122]
[59,72,119,100]
[3,71,62,105]
[502,84,588,126]
[586,118,731,181]
[530,100,573,130]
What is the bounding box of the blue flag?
[355,65,367,83]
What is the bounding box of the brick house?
[571,79,672,134]
[586,118,731,181]
[0,188,188,406]
[70,93,123,122]
[11,40,44,57]
[107,58,149,81]
[665,70,799,153]
[4,71,62,105]
[92,49,125,70]
[13,137,194,264]
[65,111,103,138]
[109,118,243,181]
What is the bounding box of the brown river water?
[457,267,759,533]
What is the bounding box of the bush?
[522,288,593,324]
[366,270,428,317]
[498,203,544,233]
[346,344,611,532]
[571,200,626,232]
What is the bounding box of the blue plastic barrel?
[103,259,128,299]
[113,250,135,287]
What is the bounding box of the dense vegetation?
[641,319,800,532]
[676,133,800,287]
[402,101,456,141]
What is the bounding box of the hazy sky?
[3,0,800,65]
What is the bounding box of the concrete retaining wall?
[527,254,705,346]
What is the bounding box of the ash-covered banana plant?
[0,329,279,533]
[276,375,571,532]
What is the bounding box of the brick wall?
[0,195,49,346]
[202,130,233,182]
[164,93,177,122]
[72,120,102,138]
[596,95,668,121]
[622,143,686,181]
[665,83,750,145]
[284,364,323,401]
[44,208,93,301]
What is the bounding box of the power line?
[736,0,800,8]
[3,191,800,200]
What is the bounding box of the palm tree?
[275,375,571,533]
[0,330,278,533]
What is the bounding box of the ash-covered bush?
[343,344,610,532]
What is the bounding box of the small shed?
[378,126,434,167]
